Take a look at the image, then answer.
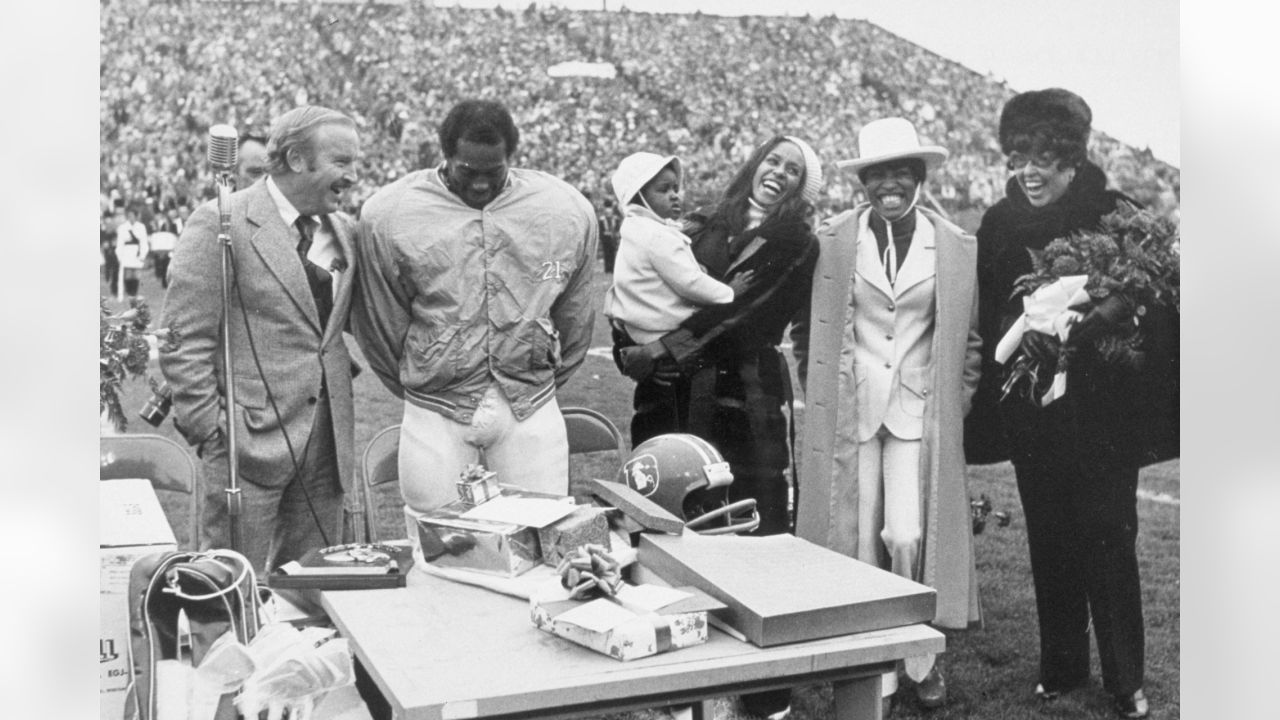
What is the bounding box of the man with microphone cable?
[159,106,362,573]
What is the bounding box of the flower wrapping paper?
[995,275,1091,405]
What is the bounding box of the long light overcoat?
[794,205,982,628]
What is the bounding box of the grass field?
[102,262,1180,719]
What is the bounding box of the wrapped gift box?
[538,505,612,568]
[417,502,543,578]
[456,465,500,507]
[417,491,579,578]
[529,581,724,661]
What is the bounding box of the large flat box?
[529,580,724,661]
[100,479,178,720]
[638,532,935,647]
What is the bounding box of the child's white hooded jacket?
[604,152,734,343]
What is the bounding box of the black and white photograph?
[7,1,1270,718]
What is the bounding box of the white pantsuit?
[850,210,937,579]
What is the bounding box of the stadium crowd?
[100,0,1179,239]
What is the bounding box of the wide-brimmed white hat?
[836,117,949,175]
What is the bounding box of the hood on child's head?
[611,152,682,207]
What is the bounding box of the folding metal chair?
[561,406,628,497]
[100,433,199,550]
[561,406,627,458]
[357,424,403,543]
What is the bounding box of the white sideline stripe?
[1137,489,1180,506]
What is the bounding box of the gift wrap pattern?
[530,582,712,661]
[538,506,612,568]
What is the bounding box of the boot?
[915,665,946,708]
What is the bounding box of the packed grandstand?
[100,0,1179,228]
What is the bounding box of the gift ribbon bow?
[995,275,1091,406]
[556,546,681,654]
[558,544,624,600]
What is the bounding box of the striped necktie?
[294,215,332,328]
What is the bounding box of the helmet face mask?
[616,433,760,535]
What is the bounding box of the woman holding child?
[610,136,823,539]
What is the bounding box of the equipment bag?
[123,549,262,720]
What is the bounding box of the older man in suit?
[161,106,361,572]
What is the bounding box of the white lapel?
[892,210,937,297]
[854,210,894,300]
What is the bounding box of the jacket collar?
[854,206,935,297]
[243,182,328,334]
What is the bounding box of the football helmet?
[615,433,759,535]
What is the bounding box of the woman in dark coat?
[613,136,822,719]
[972,88,1174,719]
[613,136,822,543]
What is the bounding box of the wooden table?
[321,569,945,720]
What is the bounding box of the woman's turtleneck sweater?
[868,209,917,279]
[745,198,769,231]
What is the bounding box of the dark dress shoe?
[915,666,947,708]
[1114,689,1149,719]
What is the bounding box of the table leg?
[671,699,716,720]
[832,674,883,720]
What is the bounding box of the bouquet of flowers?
[100,296,180,431]
[1001,204,1180,404]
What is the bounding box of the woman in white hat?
[792,117,983,711]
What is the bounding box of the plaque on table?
[638,532,935,647]
[270,542,414,591]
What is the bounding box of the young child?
[604,152,752,344]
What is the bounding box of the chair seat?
[100,433,199,550]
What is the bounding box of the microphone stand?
[214,170,243,554]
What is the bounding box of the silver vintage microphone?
[210,123,244,553]
[208,124,239,176]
